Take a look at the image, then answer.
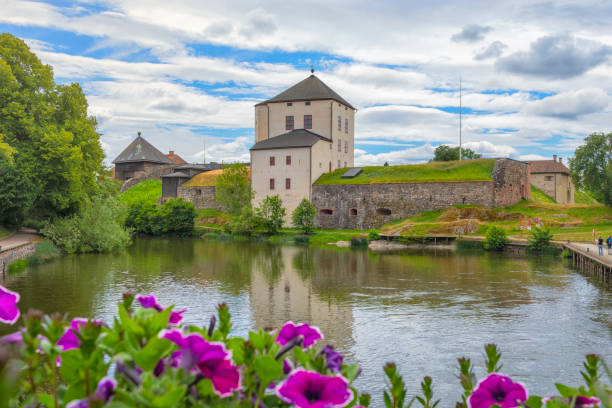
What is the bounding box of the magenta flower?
[161,329,241,397]
[136,294,186,325]
[0,330,23,345]
[322,345,344,372]
[0,285,20,325]
[469,374,527,408]
[57,318,104,351]
[544,396,601,407]
[276,370,353,408]
[276,322,322,348]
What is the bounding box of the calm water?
[2,238,611,406]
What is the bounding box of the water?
[2,238,611,406]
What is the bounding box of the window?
[305,101,311,106]
[338,160,341,168]
[344,141,348,153]
[545,176,553,181]
[286,155,291,165]
[344,161,347,167]
[319,162,322,168]
[287,102,292,107]
[304,115,312,129]
[319,209,333,215]
[269,178,275,190]
[337,115,341,131]
[270,156,275,166]
[345,118,348,133]
[350,208,357,216]
[338,138,341,152]
[376,208,392,215]
[285,116,294,130]
[286,178,291,189]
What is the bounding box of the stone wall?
[177,186,221,210]
[312,158,530,229]
[119,164,175,192]
[0,243,35,273]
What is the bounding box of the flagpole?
[459,78,462,161]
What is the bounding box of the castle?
[113,73,573,229]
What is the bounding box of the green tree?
[528,227,553,252]
[225,205,260,236]
[0,134,16,162]
[431,145,481,161]
[0,33,104,224]
[292,198,317,234]
[215,163,252,216]
[483,226,509,251]
[569,132,612,206]
[256,195,286,234]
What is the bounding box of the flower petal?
[0,285,20,325]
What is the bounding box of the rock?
[335,241,351,247]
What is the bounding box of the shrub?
[225,206,261,236]
[292,198,317,234]
[350,237,368,247]
[483,226,509,251]
[0,289,608,408]
[26,242,60,265]
[368,231,381,241]
[42,195,131,254]
[255,195,286,234]
[125,199,196,236]
[528,227,553,252]
[215,163,252,216]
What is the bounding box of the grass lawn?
[314,159,495,185]
[530,185,556,204]
[183,167,251,187]
[119,179,162,206]
[574,189,599,205]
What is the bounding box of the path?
[0,230,38,252]
[569,242,612,267]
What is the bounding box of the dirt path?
[0,231,39,251]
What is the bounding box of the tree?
[527,227,553,252]
[431,145,481,161]
[569,132,612,206]
[256,195,286,234]
[215,163,253,216]
[292,198,317,234]
[0,33,104,223]
[483,226,509,251]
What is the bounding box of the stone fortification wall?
[0,243,35,273]
[312,158,530,229]
[312,181,495,229]
[177,186,221,210]
[119,164,175,192]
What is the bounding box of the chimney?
[553,154,557,162]
[559,157,563,164]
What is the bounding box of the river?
[2,238,611,405]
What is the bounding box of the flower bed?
[0,285,609,407]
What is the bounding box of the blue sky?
[2,0,611,165]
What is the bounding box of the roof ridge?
[256,74,354,109]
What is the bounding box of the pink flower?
[544,396,601,408]
[276,370,353,408]
[0,330,23,345]
[0,285,20,324]
[469,374,527,408]
[161,329,241,397]
[136,294,185,325]
[276,322,322,348]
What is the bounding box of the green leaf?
[526,396,543,408]
[555,383,578,398]
[36,393,55,408]
[59,349,82,383]
[342,363,360,383]
[248,331,266,351]
[152,387,184,408]
[226,337,245,365]
[254,355,283,388]
[118,304,145,338]
[134,337,172,372]
[293,347,310,368]
[196,378,216,398]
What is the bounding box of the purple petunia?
[160,329,241,397]
[66,377,116,407]
[322,345,344,372]
[0,285,20,325]
[0,330,24,345]
[276,322,322,348]
[136,294,185,325]
[469,374,527,408]
[57,318,103,351]
[276,369,353,408]
[544,396,601,408]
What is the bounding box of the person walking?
[607,235,612,255]
[597,236,604,256]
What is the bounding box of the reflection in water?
[2,238,611,406]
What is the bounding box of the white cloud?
[526,88,609,119]
[354,144,435,166]
[463,141,520,158]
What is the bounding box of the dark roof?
[341,168,363,178]
[162,171,191,179]
[113,136,174,164]
[250,129,331,151]
[166,151,187,164]
[174,163,222,171]
[528,160,570,174]
[256,74,354,109]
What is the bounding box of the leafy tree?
[431,145,481,161]
[215,163,252,216]
[292,198,317,234]
[0,33,103,224]
[125,199,196,236]
[225,205,261,236]
[0,159,36,226]
[256,195,286,234]
[528,227,553,252]
[569,132,612,206]
[483,226,509,251]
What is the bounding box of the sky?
[1,0,611,166]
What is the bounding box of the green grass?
[314,159,495,185]
[530,185,556,204]
[119,179,162,206]
[574,189,598,205]
[27,241,61,265]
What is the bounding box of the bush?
[215,163,252,216]
[225,206,261,236]
[528,227,553,252]
[126,198,196,236]
[26,242,60,265]
[42,195,131,254]
[292,198,317,234]
[255,195,286,234]
[368,231,381,241]
[350,237,368,247]
[0,290,608,408]
[483,226,509,251]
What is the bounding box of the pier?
[564,242,612,283]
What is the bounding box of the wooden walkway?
[563,242,612,283]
